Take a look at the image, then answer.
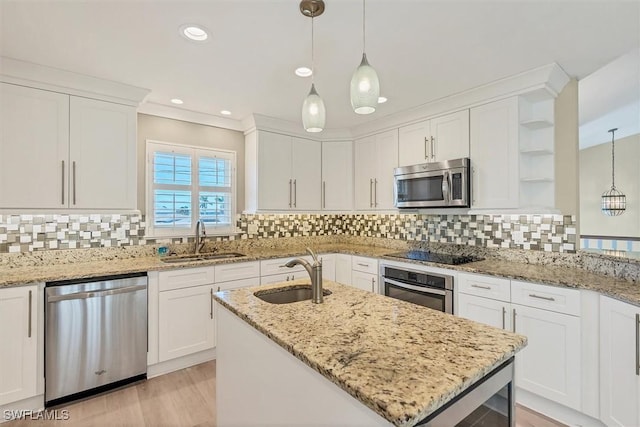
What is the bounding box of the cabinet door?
[398,120,430,166]
[257,131,292,210]
[374,129,399,210]
[513,304,581,410]
[351,270,376,293]
[600,296,640,427]
[431,110,469,162]
[470,97,519,209]
[319,254,335,282]
[335,254,352,286]
[322,141,353,210]
[291,137,321,210]
[158,285,215,362]
[0,83,69,209]
[354,136,377,210]
[0,285,38,405]
[69,97,136,209]
[456,293,510,330]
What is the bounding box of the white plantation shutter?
[146,141,236,237]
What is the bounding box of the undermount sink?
[254,285,332,304]
[160,252,245,263]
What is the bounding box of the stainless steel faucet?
[195,220,206,254]
[285,247,323,303]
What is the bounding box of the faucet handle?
[306,247,318,263]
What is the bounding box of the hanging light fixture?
[300,0,326,133]
[601,128,626,216]
[350,0,379,115]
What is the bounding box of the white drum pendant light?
[350,0,379,115]
[300,0,326,133]
[601,128,626,216]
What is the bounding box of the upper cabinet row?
[0,83,137,210]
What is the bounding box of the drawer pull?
[512,308,517,332]
[471,284,491,290]
[357,263,369,268]
[502,306,506,330]
[210,289,214,319]
[528,293,555,302]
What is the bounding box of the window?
[146,140,236,237]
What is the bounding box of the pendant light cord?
[610,128,617,189]
[362,0,366,53]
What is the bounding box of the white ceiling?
[1,0,639,132]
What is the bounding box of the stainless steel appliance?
[45,273,147,407]
[381,266,454,313]
[393,157,470,208]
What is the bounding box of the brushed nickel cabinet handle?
[374,179,378,207]
[61,160,65,205]
[424,137,428,159]
[512,308,517,333]
[471,284,491,290]
[357,263,369,268]
[369,179,374,208]
[636,313,639,376]
[288,179,292,207]
[210,289,214,319]
[502,306,506,330]
[28,290,32,338]
[72,161,77,205]
[293,179,297,208]
[529,293,555,302]
[430,136,435,160]
[322,181,326,209]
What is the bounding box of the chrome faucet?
[195,220,206,254]
[285,247,323,303]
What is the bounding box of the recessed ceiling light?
[295,67,313,77]
[220,110,232,116]
[170,98,184,105]
[378,96,388,104]
[179,24,209,42]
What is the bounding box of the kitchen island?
[213,279,527,427]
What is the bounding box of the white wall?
[136,113,246,214]
[579,133,640,237]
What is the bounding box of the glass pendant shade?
[302,83,325,133]
[350,53,379,114]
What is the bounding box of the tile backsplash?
[0,212,577,254]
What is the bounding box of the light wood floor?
[6,360,565,427]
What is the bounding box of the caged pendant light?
[601,128,626,216]
[300,0,326,133]
[350,0,380,115]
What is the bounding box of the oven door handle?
[383,278,448,296]
[442,170,451,203]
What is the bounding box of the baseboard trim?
[147,348,216,378]
[0,394,44,423]
[517,388,605,427]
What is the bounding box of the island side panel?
[216,304,393,427]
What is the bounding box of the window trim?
[145,139,237,238]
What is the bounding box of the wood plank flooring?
[5,360,565,427]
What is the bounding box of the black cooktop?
[385,250,481,265]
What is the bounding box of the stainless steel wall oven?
[381,266,453,314]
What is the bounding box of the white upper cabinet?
[354,129,398,210]
[470,97,520,209]
[0,82,137,210]
[398,110,469,167]
[321,141,353,211]
[249,130,321,211]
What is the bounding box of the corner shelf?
[520,148,554,156]
[520,177,554,183]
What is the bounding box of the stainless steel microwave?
[393,158,470,208]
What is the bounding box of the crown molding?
[244,113,353,141]
[138,102,244,131]
[0,56,150,106]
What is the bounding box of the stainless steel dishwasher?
[45,273,147,407]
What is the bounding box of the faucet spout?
[284,248,323,303]
[195,220,206,255]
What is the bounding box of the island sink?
[254,285,332,304]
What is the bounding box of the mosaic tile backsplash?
[0,212,577,254]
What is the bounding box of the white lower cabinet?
[351,270,377,293]
[600,296,640,427]
[457,292,510,330]
[335,254,352,286]
[319,254,335,282]
[0,285,38,405]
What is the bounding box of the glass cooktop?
[385,250,481,265]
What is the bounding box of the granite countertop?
[0,243,638,306]
[213,279,527,427]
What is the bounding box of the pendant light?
[300,0,326,133]
[601,128,626,216]
[350,0,379,115]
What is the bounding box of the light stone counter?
[213,279,527,427]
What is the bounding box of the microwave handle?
[442,171,451,203]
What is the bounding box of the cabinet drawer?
[352,256,378,274]
[260,271,307,286]
[457,272,510,302]
[511,280,580,316]
[159,267,215,292]
[217,277,260,291]
[215,261,260,283]
[260,256,310,276]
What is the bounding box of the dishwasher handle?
[47,284,147,303]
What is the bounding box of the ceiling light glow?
[170,98,184,105]
[295,67,313,77]
[220,110,232,116]
[180,24,209,41]
[378,96,387,103]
